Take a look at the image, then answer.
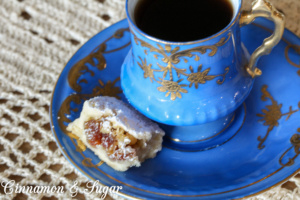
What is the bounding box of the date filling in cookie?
[84,118,141,161]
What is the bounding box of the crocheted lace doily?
[0,0,299,199]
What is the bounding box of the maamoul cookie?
[67,96,165,171]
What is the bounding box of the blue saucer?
[50,18,300,199]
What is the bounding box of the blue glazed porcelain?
[51,18,300,200]
[121,0,284,127]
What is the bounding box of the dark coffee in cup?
[134,0,233,42]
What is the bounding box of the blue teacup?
[121,0,284,146]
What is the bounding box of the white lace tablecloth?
[0,0,299,199]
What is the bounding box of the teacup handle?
[240,0,285,78]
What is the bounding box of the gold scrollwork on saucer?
[57,28,129,166]
[285,44,300,77]
[257,85,300,149]
[134,33,231,100]
[82,158,104,168]
[67,28,130,93]
[279,128,300,167]
[68,43,107,92]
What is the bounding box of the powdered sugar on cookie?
[67,96,165,171]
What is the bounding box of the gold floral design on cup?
[134,33,231,100]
